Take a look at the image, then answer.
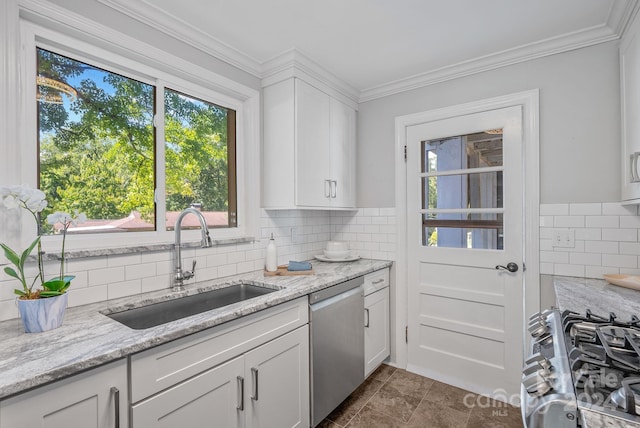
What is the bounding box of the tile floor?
[318,364,524,428]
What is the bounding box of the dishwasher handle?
[309,276,364,306]
[310,284,362,312]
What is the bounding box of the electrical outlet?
[552,229,575,248]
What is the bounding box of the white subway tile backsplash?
[585,216,619,228]
[602,254,638,269]
[584,241,619,254]
[554,264,585,277]
[575,228,602,241]
[108,279,142,300]
[621,242,640,255]
[88,266,125,286]
[0,207,396,322]
[569,203,602,216]
[569,252,601,266]
[540,204,569,216]
[602,228,638,242]
[540,202,640,280]
[555,216,585,228]
[603,203,638,216]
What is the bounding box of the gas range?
[521,308,640,427]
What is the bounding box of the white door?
[406,105,524,399]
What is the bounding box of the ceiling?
[99,0,637,101]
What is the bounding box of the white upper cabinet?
[621,10,640,203]
[263,77,356,209]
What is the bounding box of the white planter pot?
[17,293,68,333]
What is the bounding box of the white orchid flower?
[74,211,87,224]
[47,211,73,226]
[2,194,19,210]
[22,188,47,213]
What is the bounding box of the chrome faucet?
[173,207,212,291]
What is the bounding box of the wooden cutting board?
[264,265,314,276]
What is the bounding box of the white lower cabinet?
[132,326,309,428]
[0,359,128,428]
[130,297,310,428]
[363,268,391,378]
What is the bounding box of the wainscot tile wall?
[0,208,396,322]
[540,202,640,279]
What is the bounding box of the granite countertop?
[553,276,640,319]
[0,258,392,400]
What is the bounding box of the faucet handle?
[185,260,197,280]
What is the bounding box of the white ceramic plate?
[314,254,360,263]
[603,274,640,291]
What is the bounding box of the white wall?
[357,41,621,207]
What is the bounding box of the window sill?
[37,236,257,261]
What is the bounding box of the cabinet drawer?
[130,297,308,403]
[363,268,389,296]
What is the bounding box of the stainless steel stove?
[521,308,640,427]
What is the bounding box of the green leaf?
[20,237,40,269]
[42,279,67,292]
[13,289,25,296]
[3,266,20,280]
[39,291,63,297]
[0,243,21,268]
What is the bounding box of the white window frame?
[18,19,260,252]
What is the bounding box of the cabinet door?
[132,356,244,428]
[295,79,331,207]
[244,325,310,428]
[330,98,356,208]
[621,14,640,202]
[0,359,127,428]
[364,287,391,378]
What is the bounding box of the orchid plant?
[0,185,86,299]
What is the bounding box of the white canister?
[265,233,278,272]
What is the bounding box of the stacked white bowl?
[323,241,350,259]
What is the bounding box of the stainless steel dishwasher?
[309,276,364,427]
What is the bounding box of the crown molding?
[18,0,258,101]
[41,0,640,104]
[360,22,627,102]
[97,0,263,77]
[261,49,360,107]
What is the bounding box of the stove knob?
[528,320,549,337]
[523,360,552,376]
[524,354,552,372]
[523,371,552,396]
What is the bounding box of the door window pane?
[421,130,504,249]
[164,89,237,230]
[422,130,503,172]
[423,213,504,249]
[422,171,503,210]
[37,48,155,234]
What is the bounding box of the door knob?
[496,262,519,273]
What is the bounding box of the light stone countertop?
[553,275,640,319]
[0,258,392,400]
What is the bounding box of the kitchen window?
[19,20,258,251]
[37,48,237,235]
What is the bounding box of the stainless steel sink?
[106,283,277,329]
